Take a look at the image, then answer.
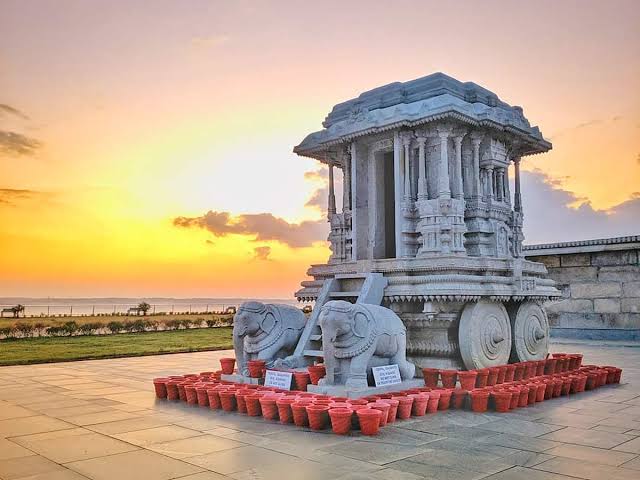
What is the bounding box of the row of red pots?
[217,357,327,389]
[422,353,585,390]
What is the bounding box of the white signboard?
[264,370,293,390]
[372,364,402,387]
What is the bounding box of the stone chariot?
[285,72,560,373]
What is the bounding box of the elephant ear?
[352,311,370,338]
[261,312,277,334]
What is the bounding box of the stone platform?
[307,379,425,399]
[0,343,639,480]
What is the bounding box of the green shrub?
[164,319,181,330]
[62,321,78,336]
[14,323,34,338]
[0,327,13,339]
[206,319,217,328]
[106,321,123,334]
[46,326,65,336]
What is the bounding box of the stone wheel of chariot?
[510,301,549,362]
[459,300,512,369]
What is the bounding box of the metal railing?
[0,304,238,318]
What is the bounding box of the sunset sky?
[1,0,639,298]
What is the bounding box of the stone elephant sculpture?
[318,300,415,388]
[233,302,306,376]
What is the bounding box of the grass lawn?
[0,313,232,329]
[0,327,233,366]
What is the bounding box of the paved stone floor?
[0,342,639,480]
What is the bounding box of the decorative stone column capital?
[452,135,464,147]
[470,132,484,147]
[399,131,414,147]
[436,124,453,138]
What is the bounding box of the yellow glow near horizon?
[1,1,638,297]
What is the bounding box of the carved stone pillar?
[327,164,336,217]
[402,133,412,202]
[437,125,452,199]
[342,147,351,212]
[470,134,482,200]
[496,168,504,202]
[453,135,464,200]
[486,165,494,202]
[416,134,427,199]
[514,156,522,213]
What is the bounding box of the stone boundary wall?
[524,235,640,340]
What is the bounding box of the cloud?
[303,167,344,214]
[191,34,229,50]
[521,170,640,244]
[0,104,29,121]
[252,246,271,261]
[0,188,42,206]
[173,210,327,248]
[0,131,41,156]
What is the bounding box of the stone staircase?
[292,273,388,364]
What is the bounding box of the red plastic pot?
[276,397,297,424]
[329,407,353,435]
[235,390,251,413]
[153,378,169,399]
[440,370,458,388]
[543,358,556,375]
[513,363,525,381]
[516,385,529,407]
[597,369,608,387]
[196,386,209,407]
[504,364,516,382]
[306,404,329,430]
[457,370,478,390]
[247,360,266,378]
[487,367,500,386]
[409,394,429,416]
[438,389,453,411]
[532,383,545,402]
[613,368,622,383]
[370,402,390,427]
[245,393,263,416]
[496,365,507,384]
[185,385,199,405]
[475,369,489,388]
[508,387,521,409]
[525,384,537,405]
[534,361,544,377]
[220,357,236,375]
[177,383,188,401]
[357,408,382,436]
[291,400,312,426]
[552,379,563,397]
[426,391,440,413]
[166,381,180,401]
[293,372,311,391]
[394,396,414,420]
[259,396,279,421]
[308,365,326,385]
[219,390,237,411]
[206,388,221,409]
[560,377,572,396]
[524,362,536,380]
[346,398,369,406]
[350,404,370,429]
[470,390,490,412]
[422,368,439,388]
[380,398,399,423]
[451,389,468,409]
[492,390,511,412]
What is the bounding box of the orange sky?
[1,0,639,298]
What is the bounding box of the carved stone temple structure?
[287,73,561,372]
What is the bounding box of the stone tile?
[335,469,424,480]
[60,410,139,426]
[592,424,633,434]
[405,447,513,474]
[148,434,245,459]
[174,473,228,480]
[305,451,383,473]
[476,418,565,437]
[0,454,68,479]
[13,470,91,480]
[113,425,202,446]
[536,412,604,429]
[87,416,171,434]
[533,456,640,480]
[13,431,139,463]
[0,404,38,420]
[475,433,561,453]
[483,466,577,479]
[66,449,203,480]
[0,415,75,438]
[185,445,301,475]
[500,451,554,468]
[385,459,492,480]
[613,436,640,454]
[356,426,442,446]
[230,460,349,480]
[545,443,636,466]
[0,437,37,460]
[400,422,497,440]
[540,427,635,448]
[320,440,431,465]
[620,456,640,471]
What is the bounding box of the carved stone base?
[221,374,262,385]
[307,379,425,399]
